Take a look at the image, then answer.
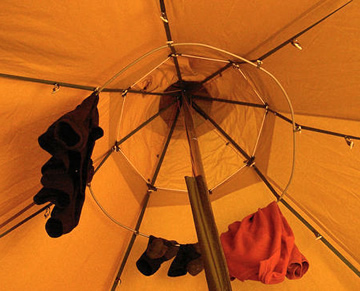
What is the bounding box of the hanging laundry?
[33,92,103,237]
[136,236,179,276]
[136,236,204,277]
[168,242,203,277]
[220,201,309,284]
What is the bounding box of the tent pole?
[159,0,183,83]
[110,106,180,290]
[183,95,232,291]
[110,191,151,291]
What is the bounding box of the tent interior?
[0,1,360,290]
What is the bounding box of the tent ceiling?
[1,0,360,290]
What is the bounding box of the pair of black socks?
[33,92,103,237]
[136,236,204,277]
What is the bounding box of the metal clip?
[265,104,269,113]
[295,125,302,133]
[122,89,128,97]
[112,144,120,152]
[44,206,51,218]
[256,60,263,68]
[114,277,122,287]
[232,63,240,69]
[291,39,303,50]
[345,137,354,149]
[315,233,323,241]
[52,83,60,94]
[245,156,256,167]
[147,183,158,192]
[160,12,169,23]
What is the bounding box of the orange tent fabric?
[0,1,360,290]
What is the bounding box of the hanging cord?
[87,184,149,238]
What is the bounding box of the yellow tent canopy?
[0,0,360,290]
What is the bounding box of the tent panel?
[155,127,193,190]
[117,94,176,182]
[166,0,329,56]
[197,122,247,190]
[255,1,360,120]
[264,113,360,265]
[0,0,167,86]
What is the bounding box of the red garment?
[220,202,309,284]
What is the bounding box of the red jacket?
[220,201,309,284]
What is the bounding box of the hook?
[315,233,323,241]
[345,137,354,149]
[122,89,129,97]
[160,12,169,23]
[52,83,60,94]
[291,39,303,50]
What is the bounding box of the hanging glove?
[168,243,204,277]
[136,236,179,276]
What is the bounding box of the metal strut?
[110,106,180,290]
[269,110,360,141]
[183,94,232,291]
[159,0,183,82]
